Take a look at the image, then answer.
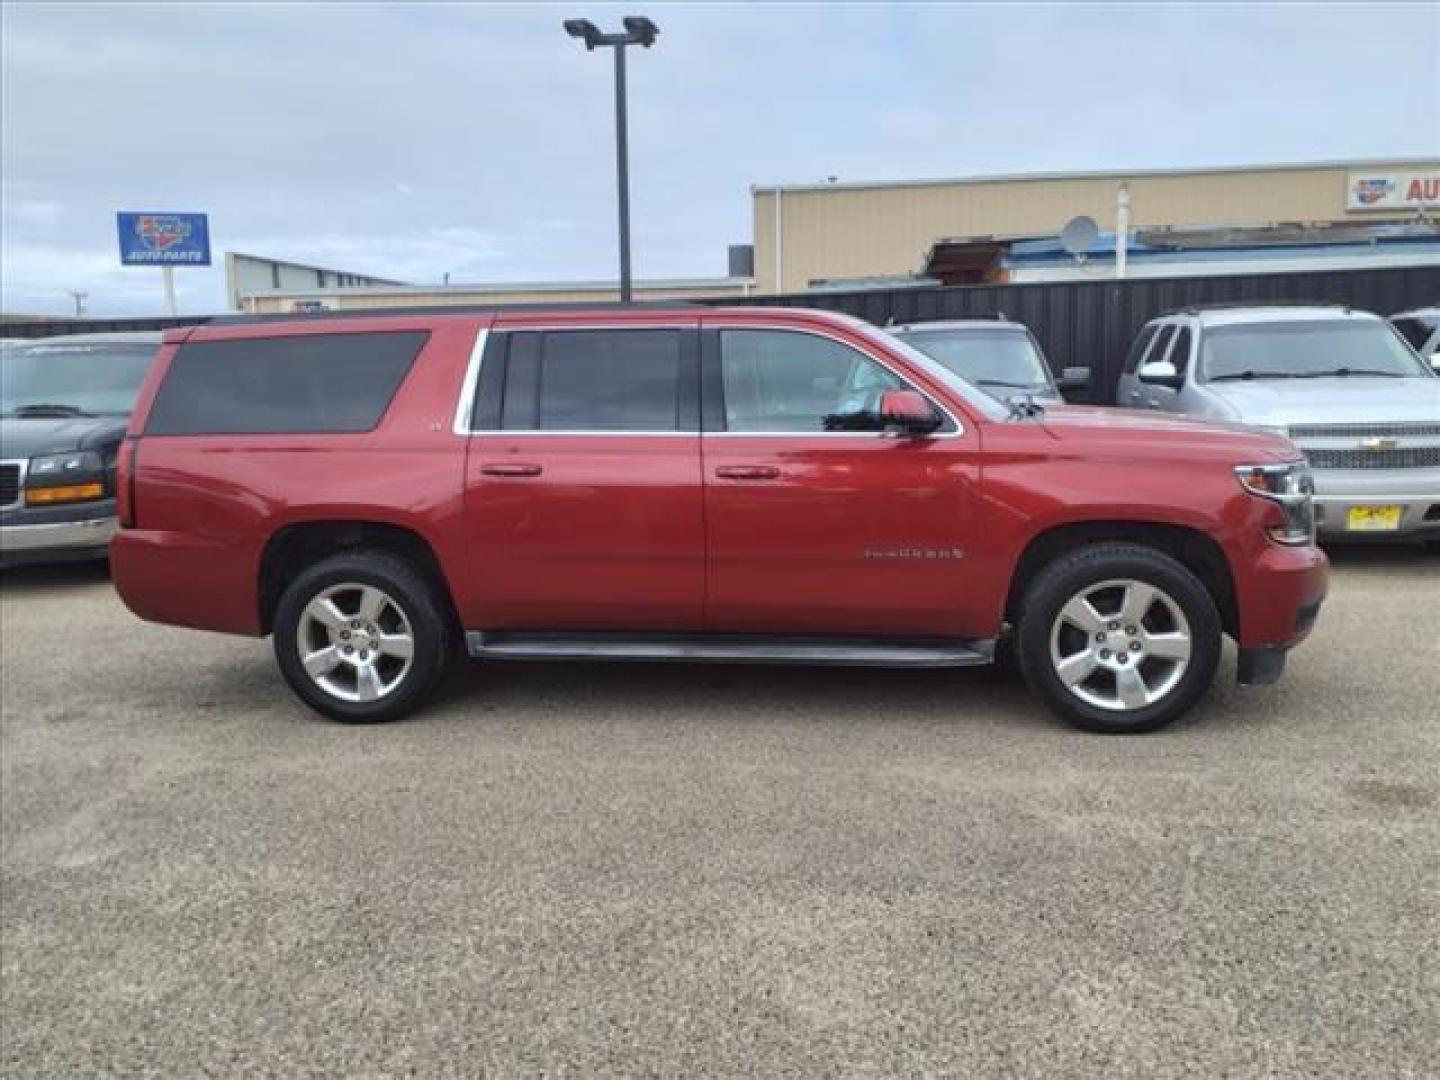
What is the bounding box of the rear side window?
[498,330,684,432]
[146,331,426,435]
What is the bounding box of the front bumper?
[0,502,117,567]
[1311,467,1440,539]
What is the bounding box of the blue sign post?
[117,212,211,315]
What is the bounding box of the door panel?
[466,434,704,628]
[462,325,704,629]
[703,435,981,635]
[701,327,981,637]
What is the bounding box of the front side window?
[1124,325,1159,374]
[1391,316,1437,353]
[1167,327,1193,375]
[145,331,426,435]
[498,330,682,432]
[1200,320,1433,382]
[719,330,904,433]
[895,328,1054,394]
[1,340,156,418]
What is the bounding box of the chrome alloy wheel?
[295,583,415,703]
[1047,578,1193,713]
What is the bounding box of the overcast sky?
[2,1,1437,317]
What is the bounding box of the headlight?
[25,451,106,506]
[1236,462,1315,545]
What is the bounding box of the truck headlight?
[1236,462,1315,545]
[25,451,106,506]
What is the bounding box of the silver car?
[890,318,1090,405]
[1390,306,1440,369]
[1116,305,1440,543]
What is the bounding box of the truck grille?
[1288,422,1440,439]
[0,462,22,509]
[1304,446,1440,470]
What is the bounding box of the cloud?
[2,2,1436,316]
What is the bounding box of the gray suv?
[1116,305,1440,542]
[890,319,1090,404]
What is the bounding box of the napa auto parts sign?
[1346,171,1440,212]
[116,212,211,265]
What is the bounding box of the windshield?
[1200,320,1431,382]
[1,341,156,417]
[860,326,1008,421]
[895,328,1056,394]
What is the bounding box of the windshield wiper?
[1292,368,1406,379]
[5,403,94,418]
[1208,371,1307,382]
[977,379,1046,389]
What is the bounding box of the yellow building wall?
[753,161,1440,293]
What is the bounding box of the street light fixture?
[563,15,660,302]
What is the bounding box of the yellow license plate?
[1347,505,1403,531]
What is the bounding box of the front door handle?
[715,465,781,481]
[480,462,543,477]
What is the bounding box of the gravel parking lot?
[2,549,1437,1077]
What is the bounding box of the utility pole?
[66,290,88,318]
[563,16,660,303]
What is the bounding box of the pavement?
[1,547,1437,1077]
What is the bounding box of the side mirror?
[1138,359,1182,388]
[878,389,942,436]
[1057,366,1091,390]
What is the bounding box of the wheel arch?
[1004,520,1239,639]
[258,519,460,636]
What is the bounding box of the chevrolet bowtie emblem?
[1360,437,1398,452]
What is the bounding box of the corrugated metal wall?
[718,265,1440,403]
[8,265,1437,406]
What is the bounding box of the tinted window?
[1124,325,1158,374]
[496,330,682,432]
[720,330,903,432]
[146,331,425,435]
[1146,325,1176,369]
[1168,327,1193,374]
[1391,317,1436,352]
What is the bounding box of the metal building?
[751,159,1440,293]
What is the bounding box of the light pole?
[563,16,659,303]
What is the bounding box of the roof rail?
[210,299,704,325]
[1158,299,1351,317]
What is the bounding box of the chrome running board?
[465,631,994,668]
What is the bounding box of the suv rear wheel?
[273,550,454,723]
[1016,543,1221,733]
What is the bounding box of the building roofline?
[751,157,1440,196]
[225,250,407,285]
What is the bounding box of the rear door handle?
[715,465,781,481]
[480,462,543,477]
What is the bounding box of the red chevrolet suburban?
[111,306,1328,733]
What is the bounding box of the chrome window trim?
[0,458,28,511]
[450,321,965,439]
[450,328,490,436]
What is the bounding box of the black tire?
[1015,543,1222,734]
[272,549,455,723]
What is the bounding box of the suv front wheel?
[273,550,454,723]
[1016,543,1222,733]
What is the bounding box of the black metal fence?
[7,265,1436,405]
[720,265,1440,403]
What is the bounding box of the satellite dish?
[1060,215,1099,256]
